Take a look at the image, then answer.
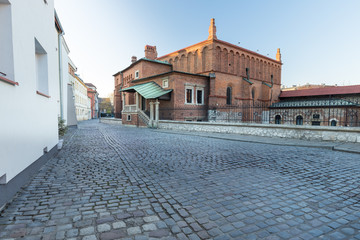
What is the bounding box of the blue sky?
[55,0,360,97]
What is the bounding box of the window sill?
[36,91,51,98]
[0,76,19,86]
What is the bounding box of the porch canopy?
[120,81,172,99]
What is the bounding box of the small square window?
[162,79,168,88]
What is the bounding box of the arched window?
[296,115,303,125]
[275,115,281,124]
[331,120,337,126]
[226,87,232,105]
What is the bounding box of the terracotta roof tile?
[280,85,360,98]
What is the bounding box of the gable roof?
[113,58,171,76]
[280,85,360,98]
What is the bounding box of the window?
[185,88,193,104]
[0,2,15,84]
[135,70,139,79]
[162,79,168,88]
[35,38,49,95]
[246,68,249,77]
[196,89,204,105]
[275,115,281,124]
[251,88,256,100]
[313,114,320,119]
[226,87,232,105]
[331,120,337,126]
[127,115,131,121]
[296,115,303,125]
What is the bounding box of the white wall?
[59,36,70,123]
[0,0,59,183]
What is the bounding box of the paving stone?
[143,223,157,231]
[97,223,111,232]
[80,227,95,235]
[149,229,169,238]
[112,221,126,229]
[127,226,142,235]
[1,121,360,240]
[100,230,127,240]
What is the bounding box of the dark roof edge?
[113,58,171,76]
[131,71,209,83]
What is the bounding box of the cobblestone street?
[1,120,360,240]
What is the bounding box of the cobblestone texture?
[1,120,360,239]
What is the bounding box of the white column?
[155,99,160,128]
[122,93,125,109]
[135,92,139,111]
[149,102,154,127]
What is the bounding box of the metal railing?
[157,98,360,127]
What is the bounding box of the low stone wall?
[100,118,122,125]
[158,120,360,143]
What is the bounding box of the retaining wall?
[100,118,122,125]
[158,120,360,143]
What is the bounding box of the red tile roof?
[280,85,360,98]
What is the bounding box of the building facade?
[270,85,360,127]
[86,83,99,119]
[0,0,60,206]
[68,61,90,121]
[114,19,282,126]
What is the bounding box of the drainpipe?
[58,32,65,120]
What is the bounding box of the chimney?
[208,18,217,40]
[276,48,281,62]
[144,45,157,60]
[131,56,137,63]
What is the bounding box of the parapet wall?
[158,120,360,143]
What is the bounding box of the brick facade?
[114,19,282,125]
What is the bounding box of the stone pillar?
[149,102,154,127]
[122,93,125,109]
[155,99,160,128]
[135,92,139,111]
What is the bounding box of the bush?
[58,118,68,137]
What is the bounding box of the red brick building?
[114,19,282,126]
[270,85,360,126]
[86,83,99,119]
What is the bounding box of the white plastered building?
[0,0,61,207]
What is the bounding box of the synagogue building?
[113,19,282,127]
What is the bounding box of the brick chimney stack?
[144,45,157,60]
[131,56,137,63]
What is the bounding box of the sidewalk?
[155,129,360,154]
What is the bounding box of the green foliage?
[58,117,68,137]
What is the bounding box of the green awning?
[120,81,172,99]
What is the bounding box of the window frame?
[135,70,139,79]
[226,86,232,105]
[162,79,169,88]
[196,87,204,105]
[185,86,193,104]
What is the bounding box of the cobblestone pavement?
[1,120,360,240]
